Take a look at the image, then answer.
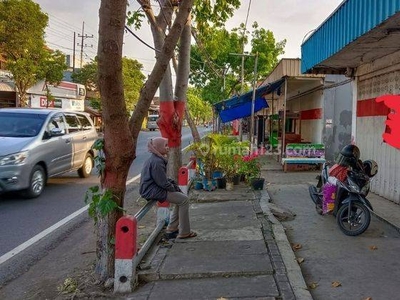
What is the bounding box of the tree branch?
[129,0,195,139]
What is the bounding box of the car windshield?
[0,112,46,137]
[148,116,158,122]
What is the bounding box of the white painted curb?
[260,191,313,300]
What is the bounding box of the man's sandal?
[165,230,179,239]
[177,231,197,239]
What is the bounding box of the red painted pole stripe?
[357,98,390,117]
[178,166,188,185]
[115,216,137,259]
[189,156,196,169]
[157,201,169,207]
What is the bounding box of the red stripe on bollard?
[190,155,196,169]
[157,200,169,207]
[115,215,137,260]
[178,166,188,185]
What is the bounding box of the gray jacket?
[139,153,179,201]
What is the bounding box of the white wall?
[356,51,400,204]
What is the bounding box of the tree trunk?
[129,0,194,141]
[177,14,200,144]
[164,13,194,180]
[152,3,177,180]
[185,107,201,143]
[146,1,183,180]
[95,0,193,282]
[15,82,27,107]
[97,0,135,281]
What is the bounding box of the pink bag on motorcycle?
[322,183,337,214]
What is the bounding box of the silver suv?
[0,108,99,198]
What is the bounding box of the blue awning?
[214,78,285,123]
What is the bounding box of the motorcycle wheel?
[336,202,371,236]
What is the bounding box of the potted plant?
[187,135,219,191]
[213,136,248,190]
[242,152,265,190]
[219,154,240,190]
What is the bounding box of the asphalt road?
[0,126,210,258]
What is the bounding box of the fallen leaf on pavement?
[292,243,302,251]
[308,282,318,289]
[331,281,342,287]
[363,297,372,300]
[369,245,378,250]
[217,298,227,300]
[296,257,305,264]
[138,225,146,229]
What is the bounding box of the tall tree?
[95,0,261,281]
[187,87,212,124]
[0,0,51,106]
[71,60,99,93]
[71,57,146,112]
[190,23,286,105]
[39,50,67,106]
[128,0,242,179]
[96,0,194,281]
[122,57,146,112]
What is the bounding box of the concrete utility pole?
[73,32,76,72]
[229,52,257,143]
[228,52,247,141]
[250,52,259,149]
[240,54,245,141]
[77,22,94,69]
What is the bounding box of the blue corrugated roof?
[301,0,400,73]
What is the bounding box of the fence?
[114,156,197,293]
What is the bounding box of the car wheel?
[78,153,93,178]
[25,165,46,198]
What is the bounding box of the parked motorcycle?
[309,160,378,236]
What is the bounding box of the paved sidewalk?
[127,154,400,300]
[129,183,312,300]
[262,154,400,230]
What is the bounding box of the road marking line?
[0,205,89,265]
[0,142,193,265]
[126,174,141,185]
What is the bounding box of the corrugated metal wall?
[301,0,400,73]
[263,59,323,84]
[322,75,353,162]
[357,70,400,204]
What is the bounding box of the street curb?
[370,211,400,234]
[259,190,313,300]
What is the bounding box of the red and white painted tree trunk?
[96,0,194,281]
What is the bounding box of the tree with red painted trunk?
[96,0,243,282]
[129,0,242,179]
[96,0,194,281]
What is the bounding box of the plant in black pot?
[242,153,265,190]
[218,152,238,190]
[186,137,217,191]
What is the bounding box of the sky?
[34,0,344,76]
